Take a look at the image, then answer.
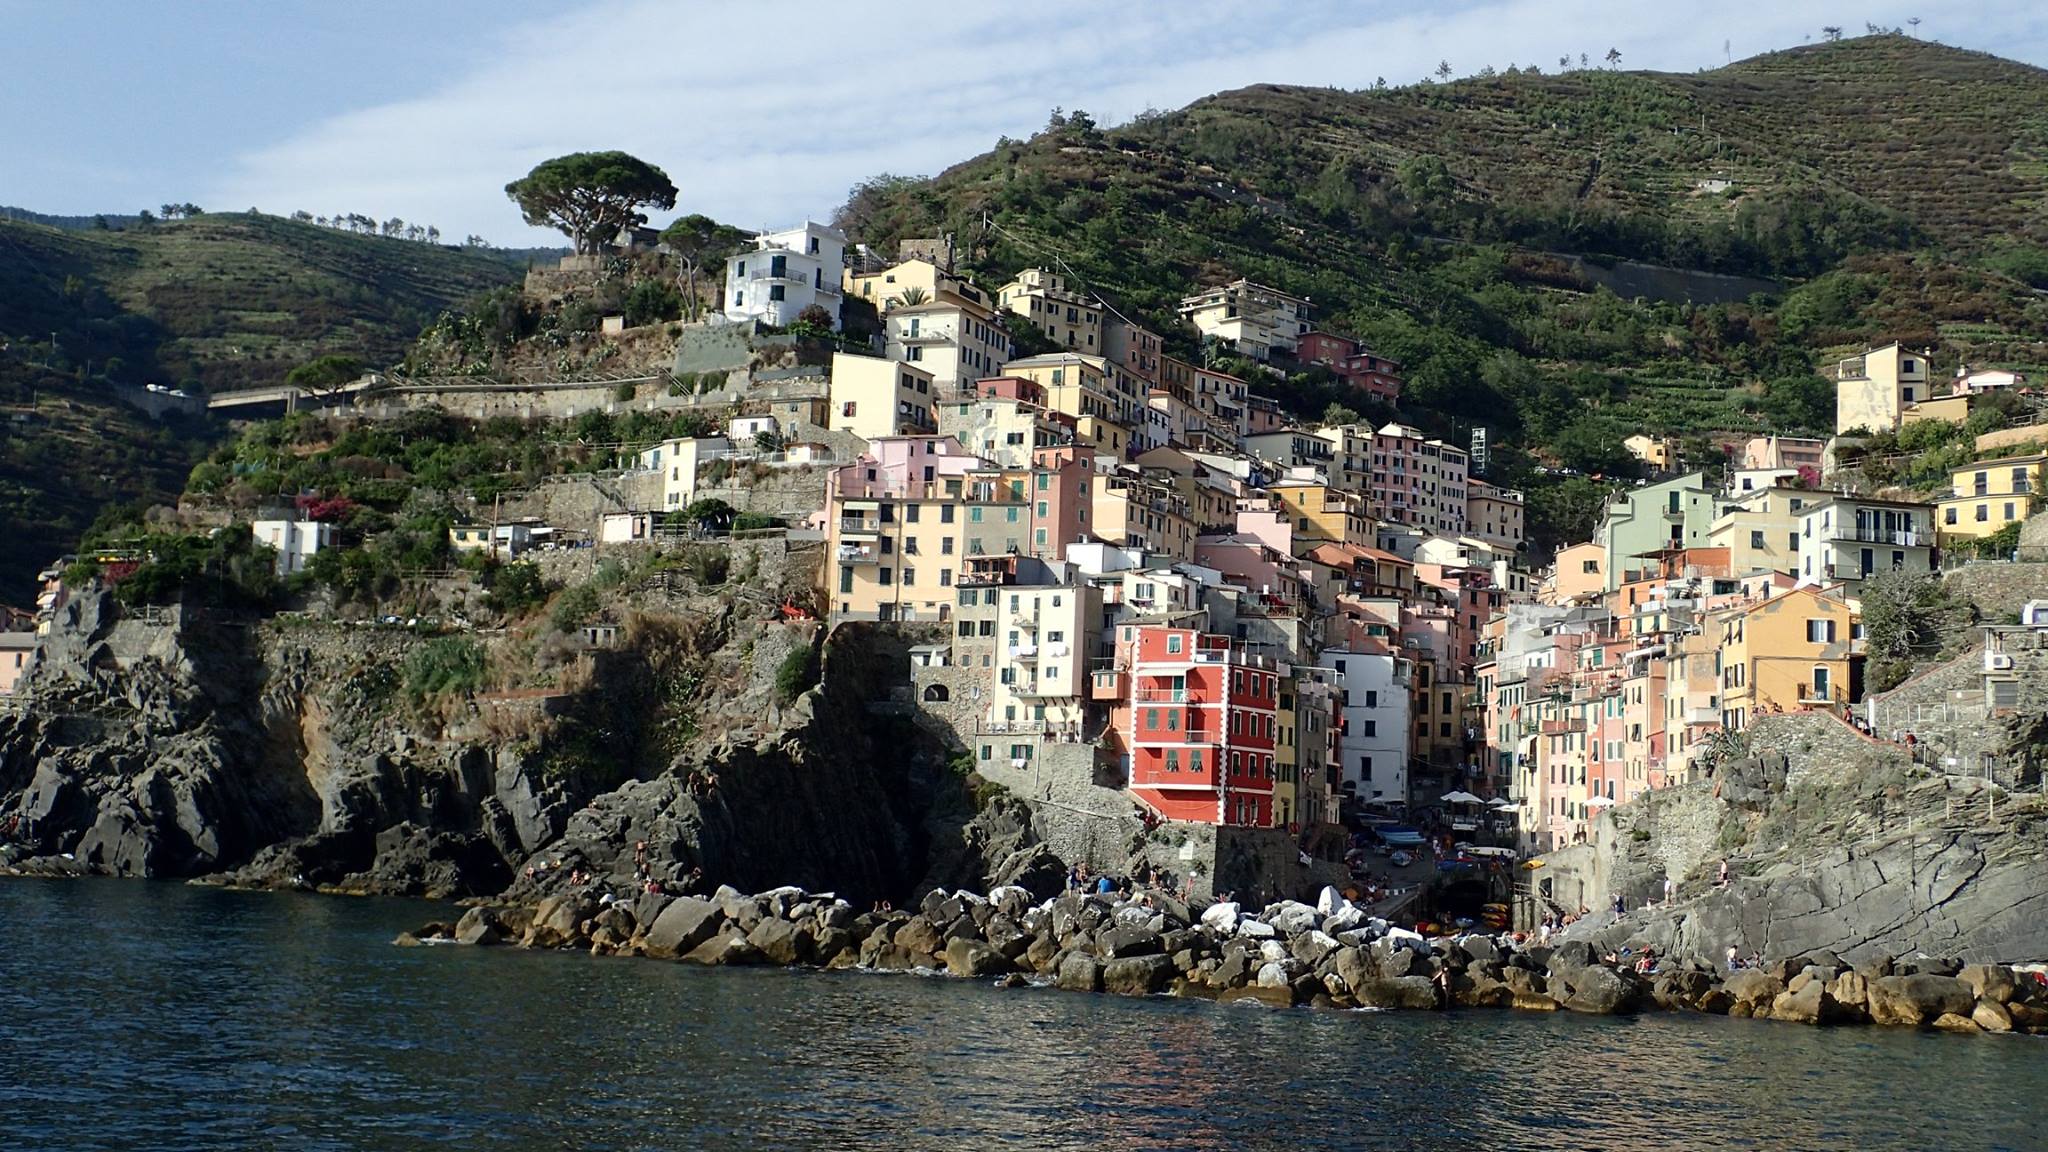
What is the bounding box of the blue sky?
[4,0,2045,243]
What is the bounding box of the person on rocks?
[1727,945,1741,971]
[1095,874,1114,896]
[1717,859,1730,887]
[1612,893,1625,916]
[1066,864,1083,892]
[1662,877,1675,905]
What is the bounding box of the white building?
[1177,278,1311,361]
[1318,646,1412,808]
[723,222,846,330]
[1796,496,1937,588]
[884,296,1012,392]
[638,437,732,510]
[252,519,336,576]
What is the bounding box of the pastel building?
[252,519,336,576]
[997,269,1103,352]
[723,222,846,329]
[823,436,985,622]
[1796,496,1936,588]
[1834,342,1934,435]
[1177,278,1311,361]
[1120,625,1281,827]
[883,294,1012,392]
[828,352,937,440]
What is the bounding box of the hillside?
[0,212,522,393]
[844,35,2048,526]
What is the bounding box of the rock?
[2008,1001,2048,1033]
[811,927,855,966]
[392,932,422,947]
[1314,886,1346,916]
[1102,955,1178,997]
[454,906,503,946]
[1722,970,1785,1016]
[1868,974,1975,1027]
[1237,919,1276,939]
[1451,969,1510,1008]
[1268,902,1317,935]
[683,928,763,967]
[1898,955,1962,978]
[1799,949,1845,973]
[1373,940,1425,978]
[1931,1012,1982,1033]
[1958,964,2018,1005]
[1548,940,1597,972]
[1097,924,1162,959]
[1218,985,1294,1008]
[1214,946,1255,989]
[1769,980,1832,1025]
[1024,933,1060,973]
[1331,947,1373,996]
[1291,931,1338,967]
[1255,961,1293,989]
[819,902,855,931]
[893,916,945,959]
[944,938,1011,978]
[1501,966,1556,1012]
[1353,976,1440,1011]
[1056,952,1103,993]
[1458,937,1502,967]
[1323,905,1364,934]
[642,897,726,959]
[1559,966,1637,1015]
[1973,1000,2015,1033]
[524,892,596,949]
[997,972,1029,989]
[1828,970,1870,1013]
[746,917,811,966]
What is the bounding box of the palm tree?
[897,286,931,307]
[1604,47,1622,68]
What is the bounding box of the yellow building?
[843,258,962,312]
[1706,486,1815,577]
[1715,587,1859,733]
[1175,278,1310,361]
[828,351,937,440]
[1003,352,1142,430]
[1266,479,1374,546]
[1092,471,1197,561]
[822,437,986,624]
[1936,455,2043,544]
[997,268,1103,352]
[1834,342,1935,435]
[1622,434,1679,472]
[1541,541,1605,605]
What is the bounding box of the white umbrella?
[1487,797,1515,808]
[1584,795,1617,808]
[1439,790,1483,805]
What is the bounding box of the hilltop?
[0,212,522,394]
[843,36,2048,494]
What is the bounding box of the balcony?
[895,329,955,345]
[1541,719,1585,735]
[836,544,879,564]
[1009,644,1039,662]
[1828,527,1926,547]
[1014,612,1040,632]
[1133,688,1190,703]
[1683,707,1719,725]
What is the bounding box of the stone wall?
[693,464,833,521]
[1946,559,2048,620]
[906,664,988,750]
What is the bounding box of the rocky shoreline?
[406,882,2048,1037]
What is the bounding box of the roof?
[0,632,36,650]
[1798,494,1935,512]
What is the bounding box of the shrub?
[402,637,487,699]
[550,582,601,631]
[775,644,819,704]
[485,562,548,614]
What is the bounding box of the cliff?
[1545,713,2048,965]
[0,577,1041,907]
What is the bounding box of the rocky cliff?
[1550,713,2048,965]
[0,579,1045,907]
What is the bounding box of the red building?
[967,375,1047,406]
[1118,625,1280,827]
[1296,332,1403,406]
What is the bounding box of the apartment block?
[1177,278,1311,361]
[723,222,845,329]
[998,268,1103,352]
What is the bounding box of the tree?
[1908,16,1921,34]
[1604,47,1622,68]
[895,286,930,307]
[661,213,751,319]
[285,354,363,397]
[505,151,677,255]
[1435,60,1453,80]
[1822,26,1842,41]
[1321,402,1362,427]
[1559,54,1570,70]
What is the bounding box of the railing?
[1829,527,1926,546]
[1133,688,1191,703]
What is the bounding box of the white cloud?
[206,0,2048,243]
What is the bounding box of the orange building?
[1119,625,1280,827]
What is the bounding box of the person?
[1663,877,1675,905]
[1726,945,1740,971]
[1095,874,1114,896]
[1612,892,1625,916]
[1065,864,1083,892]
[1717,859,1730,887]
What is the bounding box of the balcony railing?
[1829,527,1925,546]
[836,544,878,564]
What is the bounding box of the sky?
[4,0,2046,244]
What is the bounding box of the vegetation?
[840,36,2048,550]
[774,644,820,704]
[1860,568,1977,693]
[401,636,489,699]
[504,152,678,255]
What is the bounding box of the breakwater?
[413,882,2048,1035]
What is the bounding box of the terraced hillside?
[846,35,2048,510]
[0,212,521,393]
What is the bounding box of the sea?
[0,878,2041,1151]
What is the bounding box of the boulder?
[1097,924,1163,959]
[1218,985,1295,1008]
[683,928,763,966]
[1323,905,1364,934]
[1255,961,1295,989]
[1290,931,1338,967]
[1559,966,1637,1015]
[1828,970,1870,1013]
[1199,901,1241,932]
[811,927,856,966]
[944,938,1011,978]
[1458,936,1502,967]
[1331,947,1373,996]
[1958,964,2018,1005]
[1548,940,1597,972]
[642,897,726,959]
[1103,955,1176,997]
[454,906,504,946]
[524,892,597,949]
[1268,902,1318,936]
[1214,946,1255,989]
[1024,933,1060,973]
[1769,980,1832,1025]
[1973,999,2015,1033]
[1931,1012,1982,1033]
[1722,970,1785,1017]
[1898,955,1962,978]
[1868,974,1975,1027]
[746,917,811,966]
[1501,966,1556,1012]
[1056,952,1103,993]
[893,916,945,959]
[1237,919,1277,939]
[1353,976,1440,1011]
[1451,969,1510,1008]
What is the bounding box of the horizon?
[3,2,2047,244]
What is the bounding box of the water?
[0,880,2041,1151]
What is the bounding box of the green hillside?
[0,212,521,393]
[0,213,524,600]
[842,35,2048,541]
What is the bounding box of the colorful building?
[1120,625,1281,827]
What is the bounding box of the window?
[842,402,857,417]
[1360,756,1372,780]
[1365,690,1378,708]
[939,570,952,587]
[769,285,786,302]
[878,568,892,586]
[1582,559,1599,574]
[1165,750,1180,772]
[1977,504,1990,522]
[1363,720,1377,737]
[1166,634,1183,655]
[1145,709,1158,731]
[1188,750,1203,774]
[902,568,915,586]
[1806,619,1836,643]
[1750,530,1766,549]
[940,505,954,524]
[2006,502,2017,521]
